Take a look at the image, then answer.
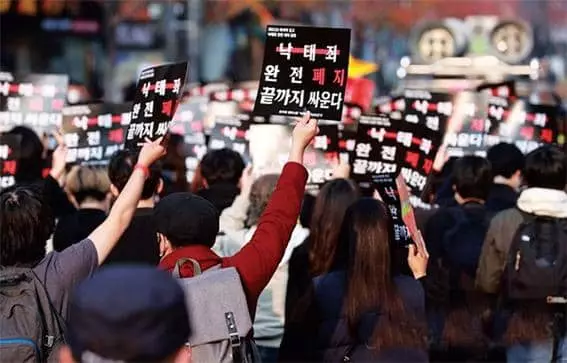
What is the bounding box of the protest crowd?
[2,11,567,363]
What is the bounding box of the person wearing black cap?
[157,113,319,318]
[59,265,191,363]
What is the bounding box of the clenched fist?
[292,112,319,150]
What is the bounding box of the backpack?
[441,205,493,283]
[0,268,65,362]
[502,213,567,302]
[173,258,261,363]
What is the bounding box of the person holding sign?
[281,197,428,361]
[0,138,166,362]
[157,113,319,322]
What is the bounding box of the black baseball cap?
[67,266,190,362]
[154,192,220,248]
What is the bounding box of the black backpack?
[0,268,65,362]
[503,213,567,302]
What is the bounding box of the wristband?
[134,164,150,179]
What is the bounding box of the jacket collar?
[159,245,222,272]
[517,188,567,218]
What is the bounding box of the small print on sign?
[125,62,188,150]
[254,25,351,121]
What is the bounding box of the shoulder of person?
[489,207,523,229]
[213,229,250,257]
[313,270,346,290]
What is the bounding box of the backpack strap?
[29,270,67,353]
[225,312,243,363]
[342,344,357,362]
[173,258,202,278]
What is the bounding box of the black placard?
[443,91,488,157]
[208,114,250,163]
[125,62,188,149]
[495,101,558,154]
[0,74,68,134]
[350,114,398,189]
[352,108,444,195]
[373,173,412,247]
[254,25,351,121]
[399,90,448,192]
[338,123,357,164]
[0,134,21,190]
[305,123,339,192]
[62,103,132,166]
[169,101,208,183]
[477,80,517,99]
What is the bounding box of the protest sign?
[305,123,339,192]
[254,25,351,121]
[208,114,250,163]
[0,134,20,190]
[494,101,558,153]
[443,91,489,157]
[125,62,188,149]
[338,123,357,164]
[477,80,517,100]
[62,103,131,165]
[0,74,68,134]
[373,173,413,247]
[350,114,398,189]
[399,90,449,192]
[169,101,208,183]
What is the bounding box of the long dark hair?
[308,179,358,276]
[335,198,426,351]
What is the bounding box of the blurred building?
[1,0,566,100]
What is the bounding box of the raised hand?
[408,241,429,280]
[292,112,319,151]
[332,162,351,179]
[49,130,68,181]
[289,112,318,164]
[138,137,166,167]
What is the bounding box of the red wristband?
[134,164,150,179]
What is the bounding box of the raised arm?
[89,138,166,264]
[227,113,318,301]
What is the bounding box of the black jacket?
[486,183,518,213]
